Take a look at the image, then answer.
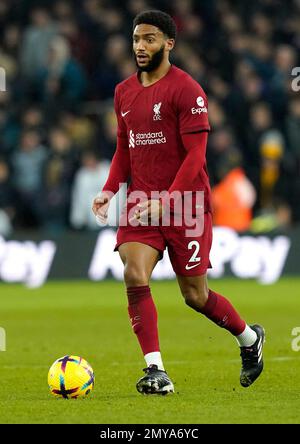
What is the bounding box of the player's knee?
[183,286,208,312]
[124,264,149,287]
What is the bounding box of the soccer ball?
[48,355,95,399]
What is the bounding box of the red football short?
[114,212,213,276]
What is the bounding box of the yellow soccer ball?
[48,355,95,399]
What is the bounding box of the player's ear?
[165,38,175,51]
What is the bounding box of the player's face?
[133,24,173,72]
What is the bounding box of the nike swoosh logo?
[185,262,201,270]
[121,110,130,117]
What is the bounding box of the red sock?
[127,285,160,355]
[200,289,246,336]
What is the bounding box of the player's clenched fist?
[92,191,111,225]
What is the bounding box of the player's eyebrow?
[133,32,161,39]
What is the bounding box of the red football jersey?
[114,65,211,212]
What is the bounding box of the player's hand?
[92,191,111,225]
[129,200,163,226]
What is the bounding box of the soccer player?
[92,10,265,395]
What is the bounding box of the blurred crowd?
[0,0,299,235]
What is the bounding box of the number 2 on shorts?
[188,240,201,263]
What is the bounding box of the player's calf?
[183,288,208,312]
[178,276,209,312]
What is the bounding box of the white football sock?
[144,352,165,371]
[235,325,258,347]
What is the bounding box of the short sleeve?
[114,86,128,139]
[176,79,210,135]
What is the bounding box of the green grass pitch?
[0,278,299,424]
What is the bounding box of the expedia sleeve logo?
[192,96,208,114]
[197,96,204,107]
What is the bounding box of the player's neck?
[139,60,171,87]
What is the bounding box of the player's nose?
[135,41,146,51]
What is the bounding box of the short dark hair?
[133,10,177,40]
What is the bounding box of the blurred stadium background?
[0,0,299,286]
[0,0,300,425]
